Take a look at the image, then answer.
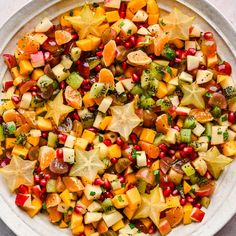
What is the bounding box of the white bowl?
[0,0,236,236]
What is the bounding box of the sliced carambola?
[182,162,195,176]
[66,72,84,89]
[90,82,108,98]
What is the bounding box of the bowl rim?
[0,0,235,236]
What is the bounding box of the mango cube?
[108,144,122,159]
[60,189,71,206]
[75,138,89,150]
[183,203,193,225]
[140,128,156,143]
[123,206,137,219]
[37,117,53,131]
[112,194,129,209]
[126,187,141,210]
[12,145,29,157]
[26,197,42,217]
[32,69,44,80]
[19,60,34,75]
[106,11,120,23]
[81,129,96,143]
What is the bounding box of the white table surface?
[0,0,236,235]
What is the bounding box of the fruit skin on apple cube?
[190,207,205,222]
[126,187,141,210]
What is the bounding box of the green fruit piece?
[102,198,115,214]
[66,72,84,89]
[46,179,57,193]
[47,132,58,148]
[182,162,195,176]
[90,82,108,98]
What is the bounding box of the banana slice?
[127,50,152,66]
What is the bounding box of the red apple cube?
[190,207,205,222]
[158,219,172,236]
[3,54,17,69]
[15,194,31,208]
[31,51,45,68]
[31,185,42,198]
[3,81,13,92]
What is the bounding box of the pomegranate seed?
[103,138,112,146]
[40,179,47,187]
[129,36,136,46]
[30,86,38,92]
[186,48,196,56]
[183,146,194,156]
[228,112,235,123]
[116,137,124,146]
[134,144,141,151]
[76,60,81,65]
[119,11,126,18]
[128,184,135,190]
[172,189,179,196]
[58,133,67,143]
[173,125,180,132]
[147,158,153,167]
[119,176,126,184]
[124,41,131,49]
[174,58,182,63]
[11,95,21,104]
[205,171,213,180]
[103,179,111,190]
[215,61,232,75]
[99,194,105,201]
[132,73,140,83]
[96,51,103,57]
[204,32,213,40]
[59,81,66,89]
[72,111,80,121]
[0,116,3,123]
[79,233,85,236]
[71,34,78,40]
[120,2,127,12]
[104,191,113,198]
[130,133,138,144]
[115,36,122,44]
[163,187,171,197]
[95,64,102,72]
[195,203,202,209]
[32,91,37,96]
[99,43,104,50]
[180,51,187,60]
[180,198,186,206]
[186,195,194,203]
[159,151,166,159]
[149,54,155,60]
[169,149,175,156]
[110,158,118,164]
[4,81,13,91]
[88,145,94,151]
[94,178,104,186]
[176,49,182,57]
[127,93,134,101]
[44,174,51,180]
[74,205,83,214]
[199,64,207,70]
[41,131,48,139]
[179,143,187,150]
[122,61,127,70]
[34,175,40,183]
[18,185,29,194]
[159,143,167,152]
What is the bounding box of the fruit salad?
[0,0,236,235]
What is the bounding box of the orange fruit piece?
[98,68,115,88]
[153,31,170,56]
[55,30,72,45]
[64,86,82,109]
[17,34,40,56]
[102,39,117,67]
[39,146,56,170]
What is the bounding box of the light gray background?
[0,0,235,235]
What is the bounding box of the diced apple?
[84,184,102,200]
[102,210,123,227]
[187,55,200,71]
[30,51,45,68]
[61,55,73,69]
[52,64,70,82]
[192,157,207,176]
[70,47,81,62]
[147,24,161,35]
[104,0,121,9]
[132,10,148,22]
[169,95,179,107]
[120,19,138,38]
[196,69,213,84]
[62,147,75,163]
[195,51,206,65]
[211,126,227,145]
[15,194,31,208]
[94,142,109,158]
[185,41,196,50]
[192,122,205,136]
[115,81,125,95]
[190,207,205,222]
[121,78,135,91]
[137,27,151,35]
[20,92,32,109]
[164,128,179,144]
[98,96,113,113]
[35,17,53,33]
[88,201,102,212]
[190,25,201,37]
[136,151,147,167]
[64,135,76,148]
[168,168,183,185]
[84,212,103,224]
[179,71,193,83]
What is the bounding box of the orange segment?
[39,146,56,170]
[55,30,72,45]
[17,34,40,56]
[98,68,115,88]
[153,31,170,56]
[65,86,82,109]
[102,40,117,67]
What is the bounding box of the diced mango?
[60,189,71,206]
[183,203,193,225]
[32,33,48,45]
[112,187,126,196]
[81,194,93,207]
[140,128,156,143]
[159,218,172,236]
[19,60,34,75]
[148,14,159,25]
[165,196,180,208]
[0,147,3,156]
[99,116,112,130]
[13,76,24,86]
[2,101,15,110]
[98,23,110,35]
[26,197,42,217]
[123,206,137,219]
[106,11,120,23]
[112,194,129,209]
[11,67,20,78]
[147,0,159,14]
[127,0,147,14]
[71,213,84,234]
[108,144,122,159]
[126,9,135,20]
[84,224,95,235]
[59,220,68,228]
[81,129,96,143]
[112,219,125,231]
[207,54,218,68]
[5,138,16,149]
[35,105,47,115]
[183,180,192,194]
[140,218,153,229]
[37,117,53,131]
[12,145,29,157]
[217,74,229,84]
[27,136,40,146]
[32,69,44,80]
[96,6,105,16]
[76,35,101,51]
[74,138,89,150]
[222,140,236,157]
[156,81,168,98]
[126,187,141,210]
[83,91,96,107]
[97,219,109,234]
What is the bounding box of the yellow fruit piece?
[71,212,84,234]
[165,196,180,208]
[81,129,96,143]
[59,220,68,228]
[207,54,218,68]
[32,69,44,80]
[151,160,160,171]
[217,74,229,84]
[96,6,105,16]
[163,67,178,82]
[106,11,120,23]
[112,219,125,231]
[13,76,24,86]
[156,81,168,98]
[126,187,141,210]
[81,194,93,207]
[112,187,126,196]
[108,144,122,159]
[126,9,135,20]
[140,218,153,229]
[60,189,71,206]
[76,35,101,51]
[6,138,16,149]
[26,197,42,217]
[32,33,48,45]
[83,91,96,107]
[98,23,110,35]
[27,136,40,147]
[140,128,156,143]
[60,14,72,27]
[2,101,15,110]
[35,106,47,115]
[176,117,184,128]
[12,145,29,158]
[169,38,184,49]
[63,177,84,193]
[183,180,192,194]
[19,60,34,75]
[112,194,129,209]
[127,0,147,14]
[148,14,159,25]
[123,206,137,220]
[0,147,3,156]
[147,0,159,14]
[74,138,89,150]
[111,19,123,34]
[99,116,112,130]
[81,175,93,186]
[11,67,20,78]
[37,117,53,131]
[222,140,236,157]
[183,203,193,225]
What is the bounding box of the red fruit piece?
[3,54,17,69]
[190,207,205,222]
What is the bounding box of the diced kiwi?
[141,70,151,89]
[153,133,165,146]
[149,62,165,80]
[101,198,115,214]
[136,179,147,194]
[140,97,156,109]
[0,124,5,141]
[78,109,95,128]
[180,128,192,143]
[161,44,176,61]
[31,96,45,108]
[66,72,84,89]
[47,132,58,148]
[86,57,101,70]
[223,86,236,98]
[211,106,221,118]
[130,84,143,95]
[37,75,54,90]
[156,99,172,111]
[183,116,197,129]
[90,82,108,98]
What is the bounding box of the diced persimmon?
[165,206,184,227]
[155,114,169,134]
[17,34,40,56]
[63,177,84,192]
[138,141,160,159]
[47,206,63,223]
[158,218,172,236]
[55,30,72,45]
